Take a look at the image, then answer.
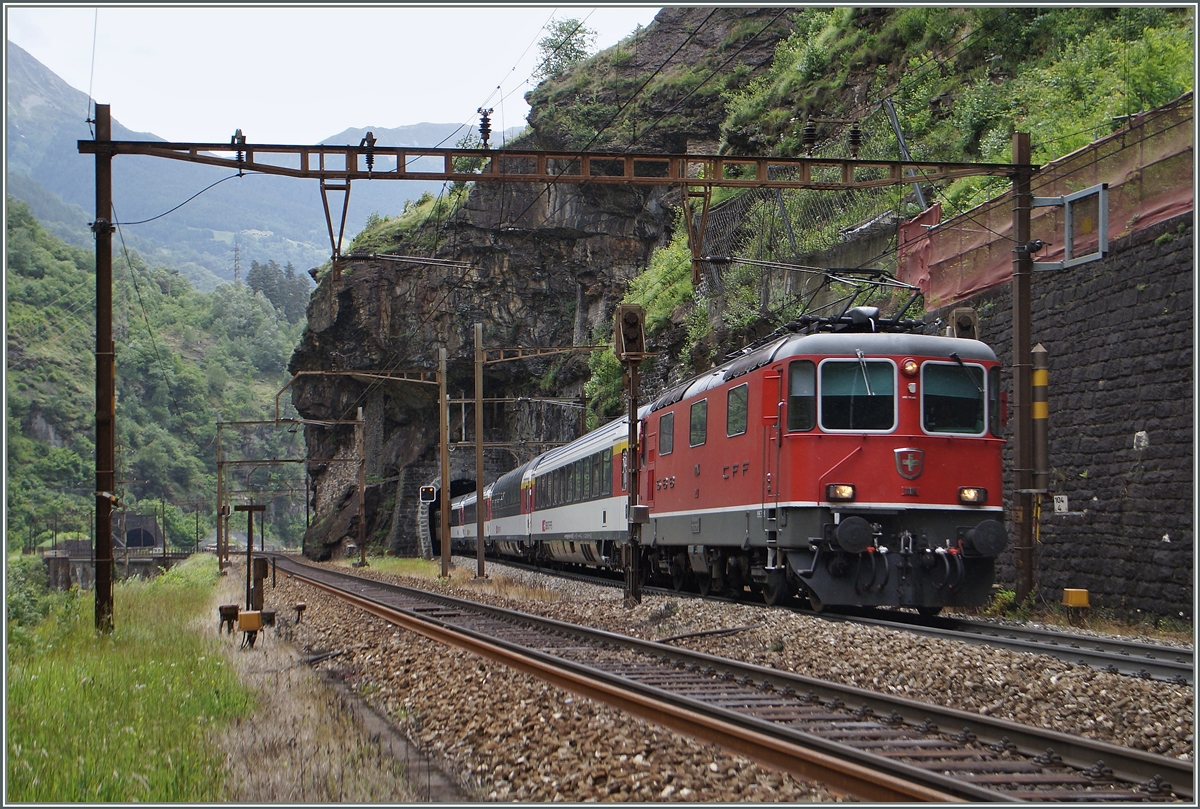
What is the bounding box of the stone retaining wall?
[937,214,1193,619]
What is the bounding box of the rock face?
[288,8,795,559]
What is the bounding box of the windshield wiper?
[855,349,874,396]
[950,352,983,393]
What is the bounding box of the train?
[437,305,1009,613]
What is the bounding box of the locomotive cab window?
[820,360,895,431]
[726,384,748,437]
[922,362,986,434]
[659,412,674,455]
[690,399,707,447]
[787,361,816,431]
[988,366,1001,435]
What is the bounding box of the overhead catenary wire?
[361,9,723,393]
[629,9,789,148]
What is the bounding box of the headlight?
[826,484,856,501]
[959,487,988,504]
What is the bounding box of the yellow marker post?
[1032,344,1049,493]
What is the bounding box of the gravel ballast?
[261,558,1193,801]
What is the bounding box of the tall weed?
[6,555,254,802]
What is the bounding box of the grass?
[5,555,255,802]
[970,587,1193,644]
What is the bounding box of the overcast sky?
[6,4,663,144]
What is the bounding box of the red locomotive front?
[641,309,1007,612]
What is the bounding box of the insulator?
[802,121,817,150]
[849,122,863,157]
[478,107,493,149]
[360,131,377,171]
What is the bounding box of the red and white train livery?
[463,307,1008,612]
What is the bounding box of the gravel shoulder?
[203,567,448,802]
[226,556,1193,802]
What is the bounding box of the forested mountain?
[6,198,308,551]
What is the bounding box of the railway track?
[817,610,1194,686]
[490,556,1194,684]
[271,555,1192,803]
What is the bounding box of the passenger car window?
[923,362,986,434]
[787,361,815,431]
[659,412,674,455]
[820,360,895,430]
[726,384,748,437]
[689,399,707,447]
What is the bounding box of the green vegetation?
[573,7,1193,405]
[346,186,470,258]
[6,197,309,552]
[245,259,311,324]
[6,555,255,802]
[586,215,699,424]
[724,8,1193,202]
[534,18,598,81]
[526,13,772,149]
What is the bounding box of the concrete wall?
[937,214,1193,619]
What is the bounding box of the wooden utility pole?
[236,504,266,609]
[1011,132,1035,604]
[357,406,366,566]
[92,104,116,632]
[439,347,451,578]
[216,420,225,567]
[474,324,486,579]
[624,361,642,607]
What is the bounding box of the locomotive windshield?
[922,362,987,434]
[820,360,895,430]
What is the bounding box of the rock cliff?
[289,7,795,559]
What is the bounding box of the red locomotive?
[472,305,1008,613]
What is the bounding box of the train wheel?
[917,605,943,618]
[669,559,686,592]
[805,589,825,613]
[762,571,792,606]
[697,571,712,596]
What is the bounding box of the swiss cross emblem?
[895,449,924,480]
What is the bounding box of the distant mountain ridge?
[6,41,504,289]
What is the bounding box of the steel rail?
[496,557,1194,684]
[818,611,1195,685]
[284,561,968,802]
[274,557,1191,801]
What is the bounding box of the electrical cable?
[111,207,211,449]
[115,173,245,226]
[839,102,1191,282]
[629,9,789,148]
[494,9,720,245]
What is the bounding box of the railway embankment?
[251,556,1192,801]
[206,567,445,802]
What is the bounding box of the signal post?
[615,304,647,608]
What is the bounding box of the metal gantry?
[82,105,1037,626]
